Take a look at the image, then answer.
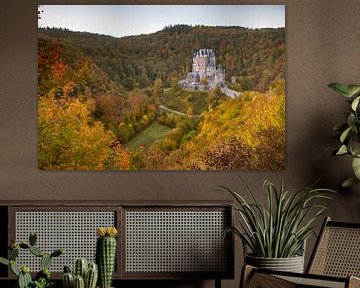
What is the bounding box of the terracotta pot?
[245,254,305,273]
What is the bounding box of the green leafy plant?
[328,82,360,187]
[0,232,63,288]
[222,179,334,258]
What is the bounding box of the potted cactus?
[96,227,118,288]
[63,258,98,288]
[0,232,63,288]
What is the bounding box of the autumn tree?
[152,78,162,106]
[38,95,130,170]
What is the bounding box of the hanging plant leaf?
[328,83,352,97]
[347,85,360,97]
[351,96,360,111]
[342,177,360,188]
[336,145,348,155]
[347,114,356,128]
[349,135,360,157]
[340,126,353,143]
[352,157,360,179]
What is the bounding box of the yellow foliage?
[184,89,285,170]
[38,95,130,170]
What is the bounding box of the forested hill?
[38,25,285,92]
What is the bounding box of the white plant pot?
[245,254,305,273]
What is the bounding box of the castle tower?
[192,49,217,78]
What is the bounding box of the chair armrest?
[240,265,350,288]
[349,276,360,288]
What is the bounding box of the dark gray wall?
[1,0,360,287]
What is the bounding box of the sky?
[38,5,285,38]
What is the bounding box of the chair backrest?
[307,217,360,277]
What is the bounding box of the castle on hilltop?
[179,49,225,91]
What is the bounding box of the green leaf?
[352,157,360,179]
[351,96,360,111]
[342,177,360,188]
[336,144,348,155]
[347,114,356,128]
[328,83,352,97]
[0,257,9,266]
[340,126,353,143]
[348,135,360,156]
[347,85,360,97]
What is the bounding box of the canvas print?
[38,5,285,170]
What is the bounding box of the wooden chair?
[241,217,360,288]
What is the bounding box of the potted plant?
[222,179,334,273]
[328,82,360,187]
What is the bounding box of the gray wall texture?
[1,0,360,287]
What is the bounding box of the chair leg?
[240,265,255,288]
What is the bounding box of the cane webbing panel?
[277,275,345,288]
[309,226,360,277]
[15,211,115,272]
[125,210,227,273]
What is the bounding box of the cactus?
[74,275,85,288]
[10,260,20,276]
[63,259,98,288]
[96,227,118,288]
[29,245,44,257]
[0,232,63,288]
[35,268,50,282]
[63,272,74,288]
[74,258,87,279]
[9,246,19,260]
[19,243,30,249]
[18,270,32,288]
[85,263,98,288]
[29,232,37,246]
[64,265,72,273]
[51,248,64,257]
[41,253,52,270]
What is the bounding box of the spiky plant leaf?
[328,83,352,97]
[222,179,335,258]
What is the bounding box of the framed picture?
[38,5,285,170]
